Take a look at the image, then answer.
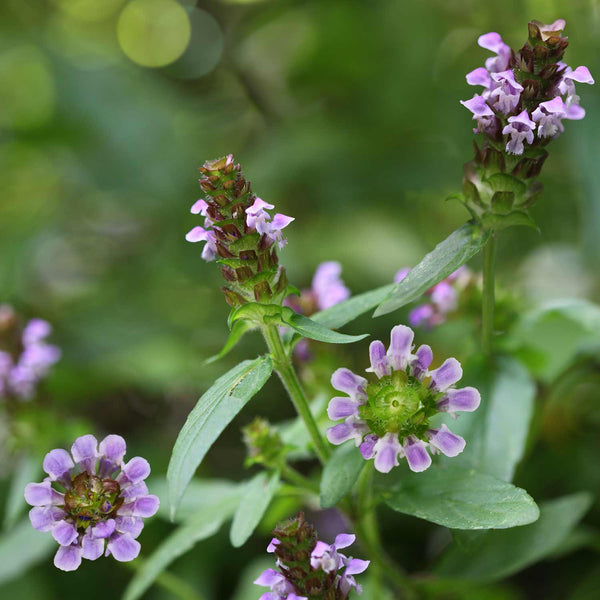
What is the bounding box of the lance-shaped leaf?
[437,493,592,581]
[374,223,490,317]
[320,442,365,509]
[383,467,539,530]
[230,471,280,547]
[167,356,273,519]
[204,319,256,365]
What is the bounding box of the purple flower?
[24,434,159,571]
[326,324,480,474]
[489,69,523,114]
[502,110,536,155]
[478,32,511,73]
[245,198,294,249]
[185,226,217,261]
[0,311,61,401]
[311,262,350,311]
[257,526,368,600]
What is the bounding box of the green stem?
[279,463,320,495]
[262,325,330,464]
[482,232,497,358]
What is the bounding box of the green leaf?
[311,284,396,331]
[383,467,539,530]
[167,355,274,519]
[123,493,241,600]
[204,319,256,365]
[151,477,244,523]
[230,471,280,547]
[320,442,365,509]
[481,210,539,231]
[374,223,490,317]
[437,493,592,581]
[3,455,40,531]
[280,309,368,344]
[443,357,535,482]
[0,520,55,585]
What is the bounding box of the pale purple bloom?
[25,434,158,571]
[489,70,523,114]
[245,198,294,249]
[311,262,350,310]
[185,226,217,261]
[0,312,60,401]
[254,569,306,600]
[478,32,511,73]
[327,325,479,473]
[502,110,536,155]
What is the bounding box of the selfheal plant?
[185,155,293,306]
[24,434,159,571]
[326,325,480,473]
[255,513,369,599]
[0,305,61,401]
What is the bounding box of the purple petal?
[71,434,98,474]
[565,104,586,120]
[327,397,361,420]
[430,358,463,391]
[254,568,282,587]
[360,434,378,460]
[427,425,466,457]
[52,520,78,546]
[92,519,116,539]
[478,32,505,53]
[326,417,367,447]
[368,340,390,378]
[270,213,294,230]
[107,533,141,562]
[411,344,433,379]
[564,65,594,84]
[460,95,494,117]
[466,67,491,88]
[403,436,432,473]
[190,199,208,215]
[330,368,367,400]
[98,434,127,477]
[345,557,370,575]
[119,480,149,500]
[408,304,435,328]
[431,281,457,313]
[131,495,159,518]
[246,198,274,214]
[22,319,52,345]
[333,533,355,550]
[373,433,402,474]
[507,110,536,129]
[29,506,65,532]
[185,226,209,243]
[387,325,414,371]
[24,482,64,506]
[114,516,145,538]
[437,386,481,413]
[312,261,350,310]
[43,449,74,484]
[266,538,280,553]
[82,531,104,560]
[54,544,82,572]
[120,457,151,484]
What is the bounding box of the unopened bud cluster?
[254,513,369,600]
[186,155,294,306]
[242,417,285,468]
[460,20,594,226]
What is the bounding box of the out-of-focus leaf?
[437,493,592,581]
[151,478,243,522]
[383,467,539,530]
[123,492,241,600]
[444,357,535,482]
[230,471,280,547]
[0,520,55,585]
[374,223,490,317]
[3,455,40,531]
[320,442,364,509]
[204,319,256,365]
[167,356,273,519]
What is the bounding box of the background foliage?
[1,0,599,598]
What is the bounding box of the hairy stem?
[482,232,497,358]
[262,325,330,464]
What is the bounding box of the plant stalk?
[262,325,330,464]
[482,232,497,358]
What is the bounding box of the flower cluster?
[326,325,480,473]
[255,513,368,599]
[24,434,159,571]
[395,267,473,329]
[0,305,61,401]
[461,20,594,156]
[185,155,294,306]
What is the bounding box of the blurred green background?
[1,0,600,598]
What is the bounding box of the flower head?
[0,306,61,401]
[24,434,159,571]
[255,513,368,599]
[185,155,292,307]
[326,325,480,473]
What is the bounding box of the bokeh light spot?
[0,45,56,130]
[117,0,191,68]
[165,8,224,79]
